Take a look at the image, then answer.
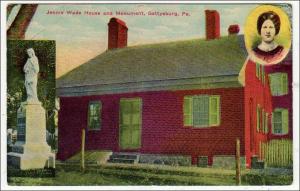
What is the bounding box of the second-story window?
[268,73,288,96]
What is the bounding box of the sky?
[8,3,259,78]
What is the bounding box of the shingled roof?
[57,35,247,96]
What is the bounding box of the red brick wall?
[228,25,240,35]
[117,24,127,48]
[244,59,292,168]
[57,87,245,166]
[108,18,128,50]
[205,10,220,40]
[244,60,271,168]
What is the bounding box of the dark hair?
[257,11,281,35]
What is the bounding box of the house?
[57,10,292,168]
[244,53,293,168]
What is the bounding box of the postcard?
[1,1,299,190]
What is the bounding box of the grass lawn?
[7,163,293,186]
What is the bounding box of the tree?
[7,4,38,39]
[6,4,58,150]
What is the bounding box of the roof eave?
[57,74,243,97]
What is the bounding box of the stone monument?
[7,48,55,170]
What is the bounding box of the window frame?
[87,101,102,130]
[272,108,289,135]
[268,72,288,96]
[183,95,220,128]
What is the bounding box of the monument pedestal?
[7,101,55,170]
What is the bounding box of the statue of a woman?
[23,48,39,102]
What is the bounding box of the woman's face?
[27,50,33,58]
[260,19,276,43]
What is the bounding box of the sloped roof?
[57,35,247,91]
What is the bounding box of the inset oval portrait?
[244,5,291,65]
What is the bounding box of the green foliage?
[7,167,55,178]
[8,163,293,186]
[242,172,293,185]
[7,40,56,149]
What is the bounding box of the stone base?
[7,151,55,170]
[7,101,55,170]
[212,155,246,169]
[8,142,55,170]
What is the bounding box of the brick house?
[244,53,293,168]
[56,11,293,167]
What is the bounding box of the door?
[119,98,142,149]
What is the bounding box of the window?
[269,73,288,96]
[183,95,220,127]
[257,106,269,134]
[87,101,101,130]
[272,108,288,135]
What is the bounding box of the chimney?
[228,24,240,35]
[108,17,128,50]
[205,10,220,40]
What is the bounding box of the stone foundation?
[138,154,191,166]
[212,155,246,169]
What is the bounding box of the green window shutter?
[258,65,261,80]
[275,74,281,95]
[269,73,288,96]
[261,66,265,84]
[132,100,141,125]
[120,101,131,125]
[256,63,259,78]
[256,105,260,132]
[262,109,265,133]
[265,113,269,133]
[209,96,220,126]
[269,73,277,95]
[282,109,289,134]
[272,110,282,134]
[268,74,274,94]
[120,98,142,149]
[132,99,142,147]
[281,73,288,95]
[184,96,193,126]
[193,96,209,127]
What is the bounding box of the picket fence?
[260,139,293,168]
